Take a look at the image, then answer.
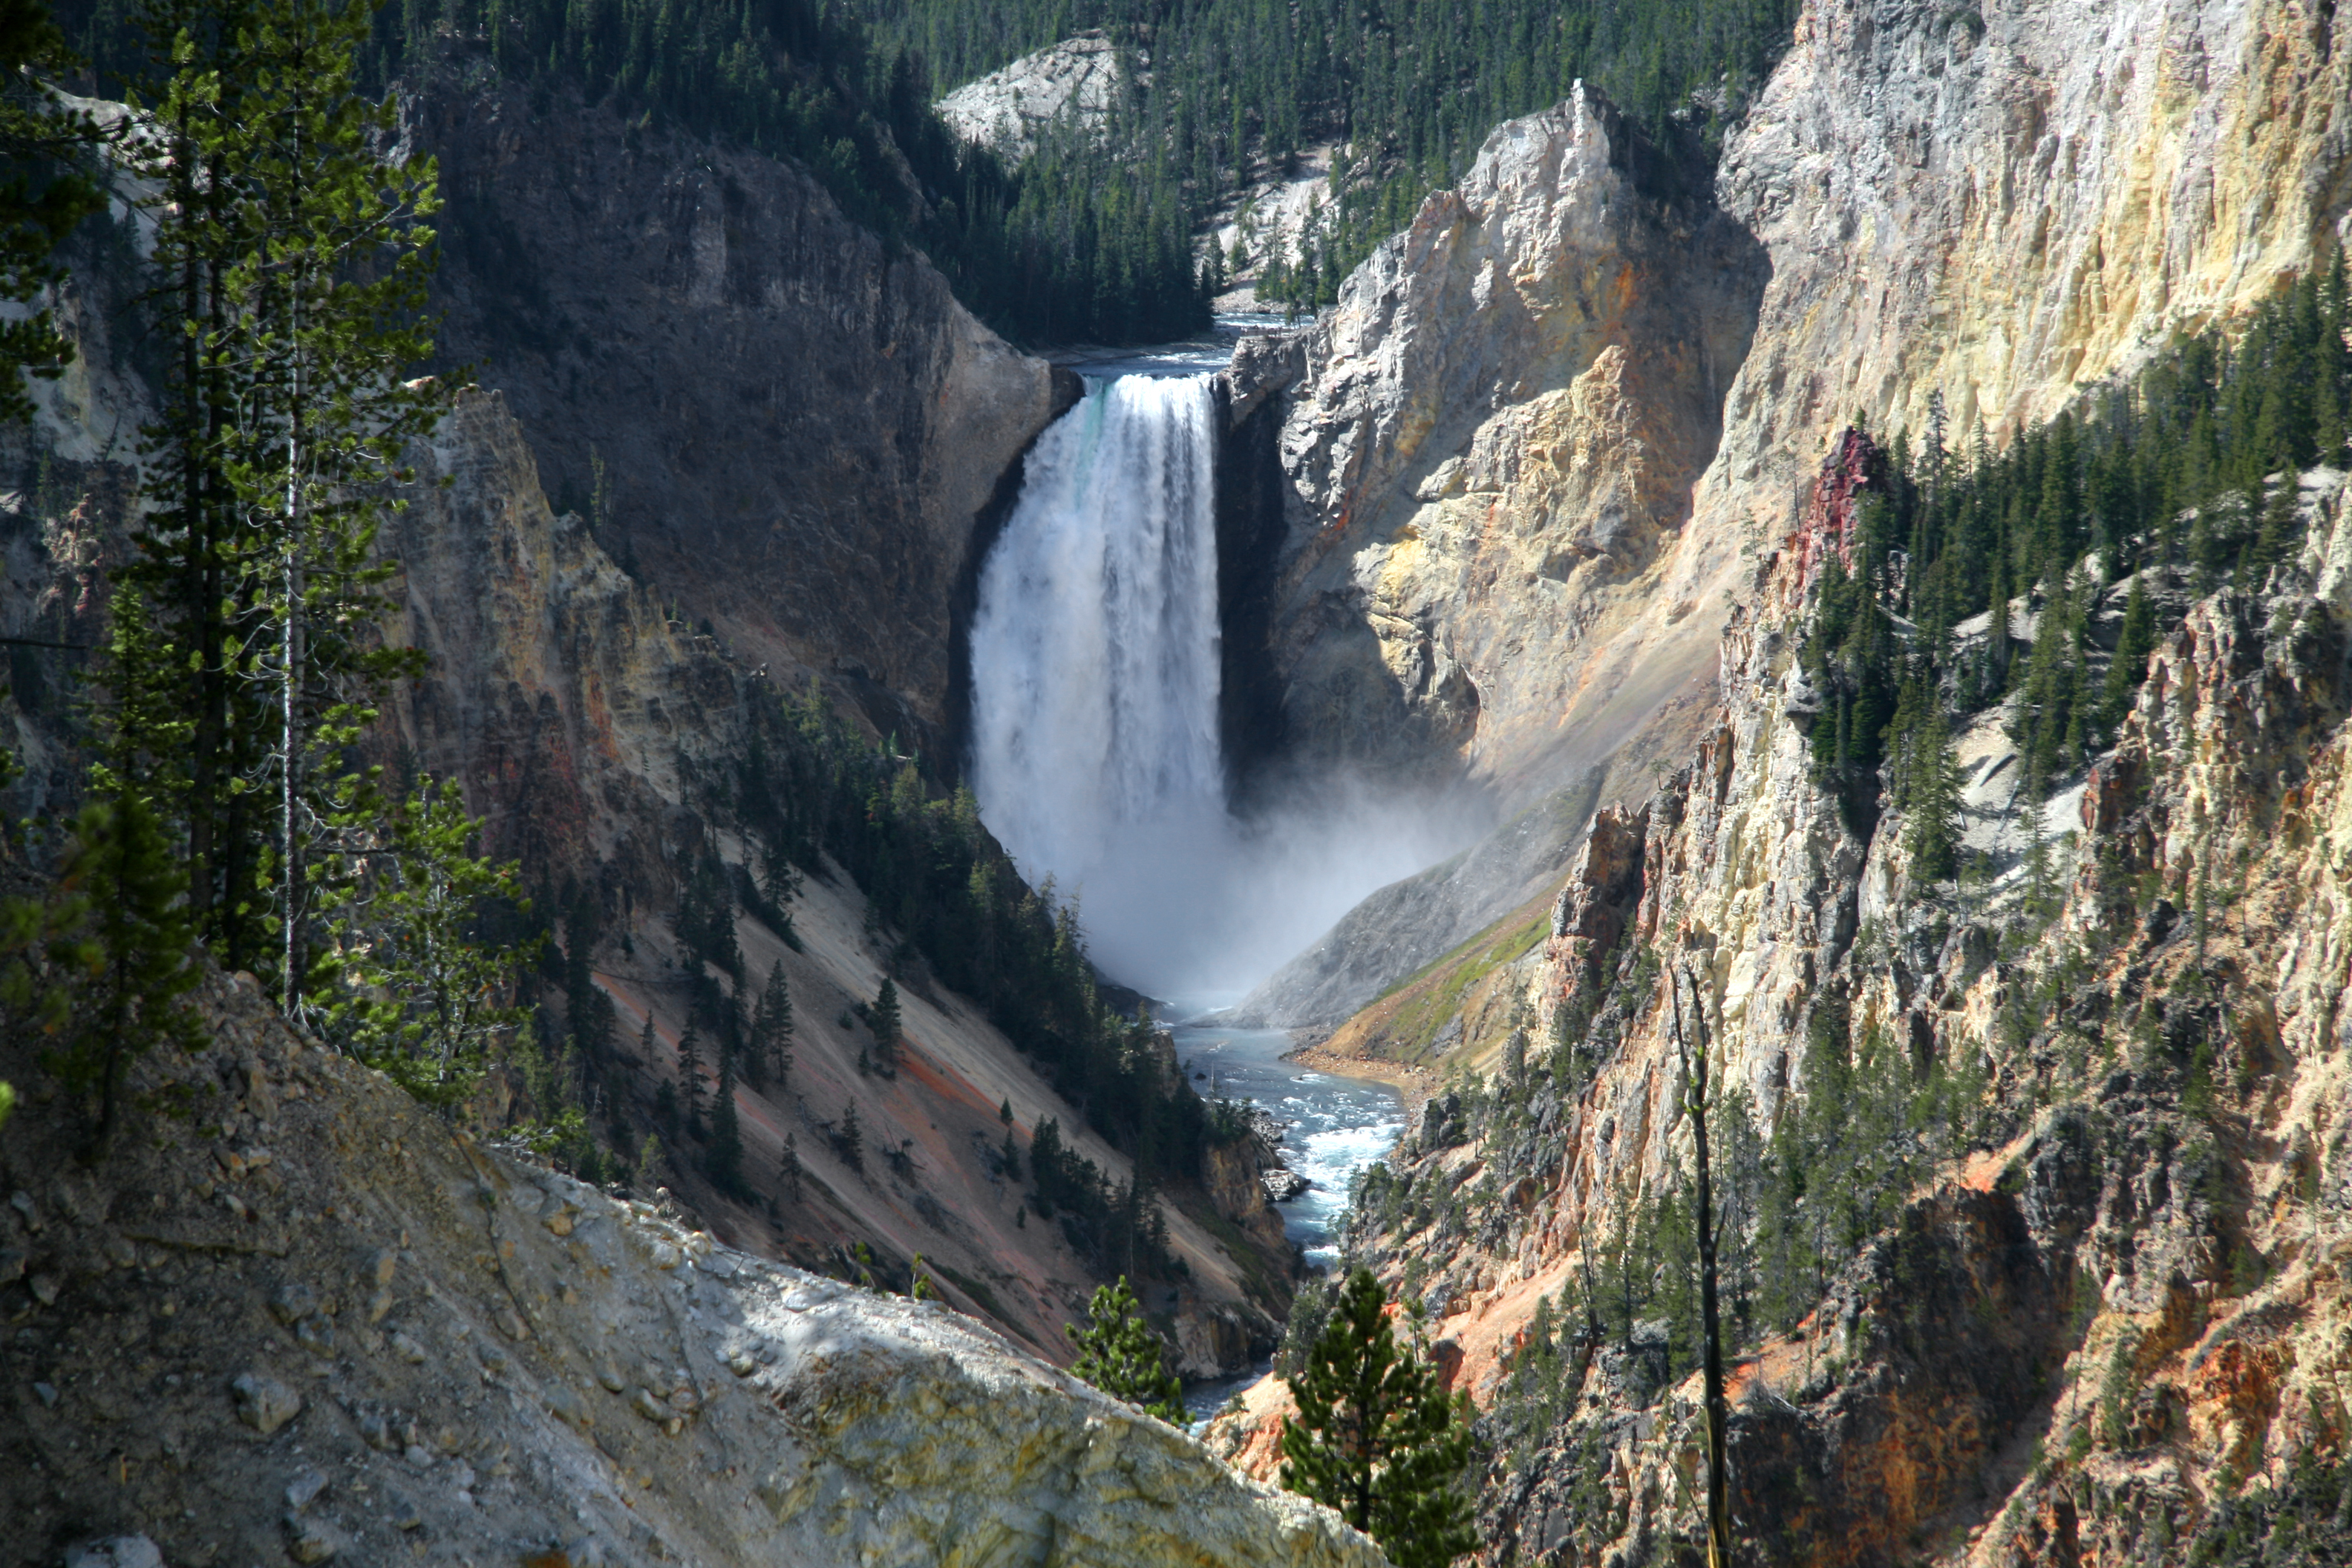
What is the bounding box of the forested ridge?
[1805,252,2352,864]
[50,0,1209,343]
[854,0,1803,313]
[53,0,1801,342]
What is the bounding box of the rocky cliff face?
[1238,0,2351,1017]
[935,33,1132,163]
[1242,88,1768,800]
[404,59,1065,744]
[1232,440,2352,1563]
[0,965,1384,1568]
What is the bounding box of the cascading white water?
[970,369,1474,1000]
[968,374,1226,989]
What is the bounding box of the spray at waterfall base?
[967,371,1480,1001]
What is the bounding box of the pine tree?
[678,1022,705,1137]
[752,961,794,1085]
[33,794,205,1162]
[1669,970,1732,1568]
[1280,1270,1477,1568]
[0,0,102,422]
[780,1131,803,1202]
[321,779,537,1105]
[1066,1276,1186,1423]
[870,976,904,1076]
[116,0,448,1001]
[707,1045,743,1193]
[2103,572,2158,726]
[1903,705,1964,882]
[835,1101,864,1172]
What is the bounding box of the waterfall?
[969,368,1472,1002]
[968,374,1226,990]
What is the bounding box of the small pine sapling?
[1280,1269,1476,1568]
[1067,1276,1186,1423]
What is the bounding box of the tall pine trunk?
[1676,967,1732,1567]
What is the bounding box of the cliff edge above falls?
[0,963,1385,1568]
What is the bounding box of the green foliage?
[1027,1114,1178,1278]
[2100,571,2157,728]
[320,779,538,1106]
[731,682,1218,1188]
[750,960,794,1087]
[1279,1268,1476,1568]
[674,845,742,982]
[1274,1270,1335,1378]
[0,0,104,422]
[11,794,205,1160]
[1894,697,1961,881]
[60,0,1208,344]
[869,974,902,1075]
[705,1038,744,1192]
[1065,1275,1186,1422]
[0,1078,13,1130]
[832,1098,863,1170]
[101,0,449,1004]
[1485,1285,1583,1469]
[1798,255,2351,845]
[2186,1444,2352,1564]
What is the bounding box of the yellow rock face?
[1261,0,2351,815]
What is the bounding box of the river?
[1169,1012,1406,1420]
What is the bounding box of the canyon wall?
[1243,88,1767,804]
[1218,441,2352,1564]
[0,76,1294,1379]
[1235,0,2351,1025]
[403,59,1068,745]
[379,388,1296,1376]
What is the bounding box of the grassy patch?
[1376,909,1550,1059]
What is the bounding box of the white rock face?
[937,33,1130,163]
[0,972,1388,1568]
[1248,85,1768,797]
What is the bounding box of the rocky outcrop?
[404,59,1062,742]
[1250,87,1768,800]
[936,33,1132,163]
[1203,1133,1295,1254]
[0,967,1385,1568]
[384,387,731,891]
